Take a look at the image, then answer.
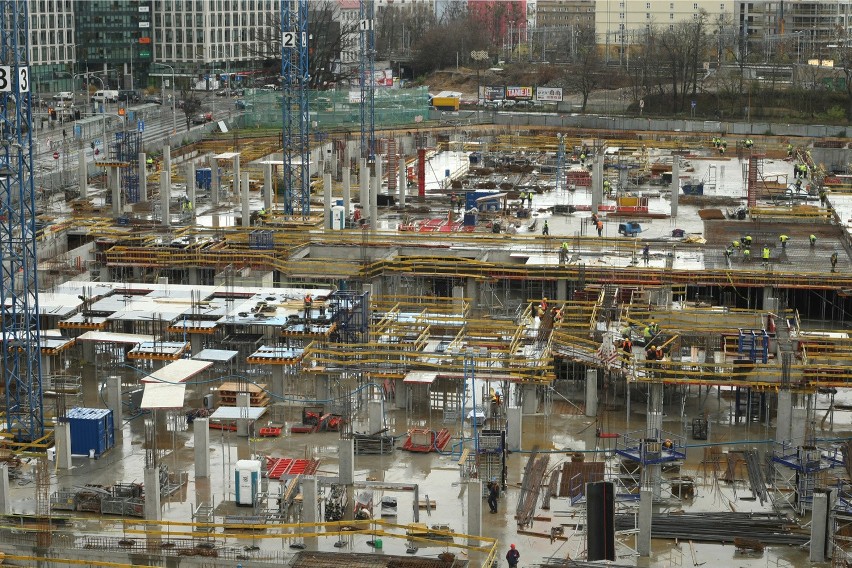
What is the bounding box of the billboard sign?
[506,86,533,100]
[536,87,563,102]
[483,86,504,101]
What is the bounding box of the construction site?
[5,3,852,568]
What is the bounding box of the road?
[32,91,237,188]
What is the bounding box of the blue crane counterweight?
[0,0,44,442]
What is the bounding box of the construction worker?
[712,137,719,148]
[719,141,727,155]
[643,325,652,341]
[542,220,549,236]
[642,244,650,265]
[779,234,789,248]
[527,191,533,208]
[801,164,808,179]
[649,321,660,335]
[725,247,733,259]
[540,297,549,312]
[603,179,612,195]
[303,293,313,322]
[591,213,599,226]
[596,220,604,237]
[743,248,751,260]
[810,234,817,247]
[559,241,569,264]
[820,191,827,206]
[506,544,520,568]
[655,345,664,360]
[645,345,657,361]
[744,138,753,149]
[831,252,839,272]
[732,239,741,250]
[743,235,752,247]
[450,193,458,212]
[580,152,586,166]
[622,337,633,368]
[795,178,802,190]
[787,143,793,157]
[762,245,770,262]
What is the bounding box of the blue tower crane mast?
[281,0,310,217]
[359,0,375,161]
[0,0,44,442]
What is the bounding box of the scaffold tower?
[280,0,310,217]
[0,0,44,442]
[109,130,141,203]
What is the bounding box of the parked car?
[143,95,162,105]
[191,112,213,124]
[117,90,140,103]
[215,89,229,97]
[235,99,252,110]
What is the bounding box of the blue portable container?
[66,408,114,457]
[195,168,212,191]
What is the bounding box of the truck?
[431,96,460,111]
[92,90,119,103]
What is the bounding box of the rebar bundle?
[614,512,807,546]
[515,451,550,528]
[744,449,769,504]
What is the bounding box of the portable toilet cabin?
[235,459,261,506]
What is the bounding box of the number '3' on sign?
[0,67,30,92]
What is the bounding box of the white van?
[52,91,73,102]
[91,90,119,103]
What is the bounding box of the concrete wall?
[429,109,850,140]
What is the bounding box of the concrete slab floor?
[4,370,840,567]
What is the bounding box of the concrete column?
[233,154,241,198]
[368,399,384,434]
[54,421,73,470]
[776,390,792,443]
[506,406,522,451]
[791,407,808,446]
[105,375,123,434]
[465,278,478,311]
[396,382,408,410]
[638,489,652,556]
[557,279,568,301]
[194,418,210,478]
[591,154,603,213]
[585,369,598,417]
[359,158,368,207]
[263,161,273,210]
[161,145,171,227]
[0,464,9,514]
[270,365,284,399]
[316,376,330,403]
[648,383,664,499]
[138,152,147,202]
[190,333,202,355]
[302,477,319,551]
[521,384,537,414]
[78,149,88,199]
[648,383,663,433]
[241,171,250,227]
[209,154,219,206]
[371,158,381,228]
[111,167,121,217]
[670,156,679,217]
[144,467,162,520]
[811,490,829,562]
[398,154,406,207]
[465,480,482,548]
[323,173,332,229]
[338,439,355,521]
[186,161,196,212]
[342,166,351,218]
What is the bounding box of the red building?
[467,0,527,46]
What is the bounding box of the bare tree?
[248,1,361,89]
[831,28,852,119]
[410,15,489,76]
[560,24,602,112]
[656,14,710,113]
[376,4,437,60]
